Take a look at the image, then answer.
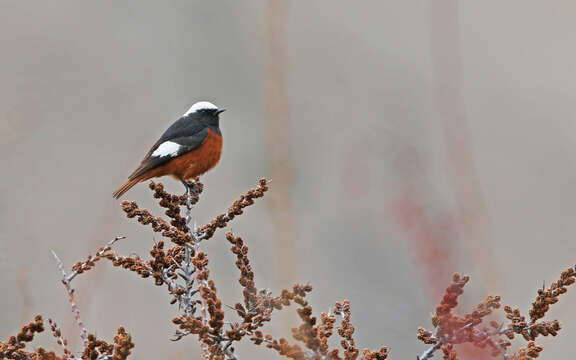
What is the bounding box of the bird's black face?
[182,101,225,132]
[199,108,225,129]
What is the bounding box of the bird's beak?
[216,109,226,115]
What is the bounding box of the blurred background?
[1,1,576,358]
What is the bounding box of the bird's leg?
[180,178,190,194]
[180,178,199,196]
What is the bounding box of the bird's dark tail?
[113,177,141,199]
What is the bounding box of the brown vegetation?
[1,180,574,359]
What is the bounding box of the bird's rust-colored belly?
[147,129,222,181]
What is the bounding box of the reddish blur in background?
[1,1,575,359]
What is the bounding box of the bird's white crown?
[184,101,219,116]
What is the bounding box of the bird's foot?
[180,179,199,195]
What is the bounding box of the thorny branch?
[51,250,89,348]
[3,234,132,359]
[110,180,271,359]
[50,236,126,348]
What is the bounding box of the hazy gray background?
[2,1,576,359]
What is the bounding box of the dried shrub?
[1,180,574,360]
[417,268,576,360]
[0,316,132,360]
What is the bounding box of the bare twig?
[51,236,125,348]
[51,249,89,347]
[418,341,442,360]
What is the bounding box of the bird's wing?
[128,118,209,180]
[143,115,207,158]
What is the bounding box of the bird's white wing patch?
[151,141,181,158]
[184,101,218,116]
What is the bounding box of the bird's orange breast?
[143,129,222,181]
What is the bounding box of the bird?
[113,101,225,199]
